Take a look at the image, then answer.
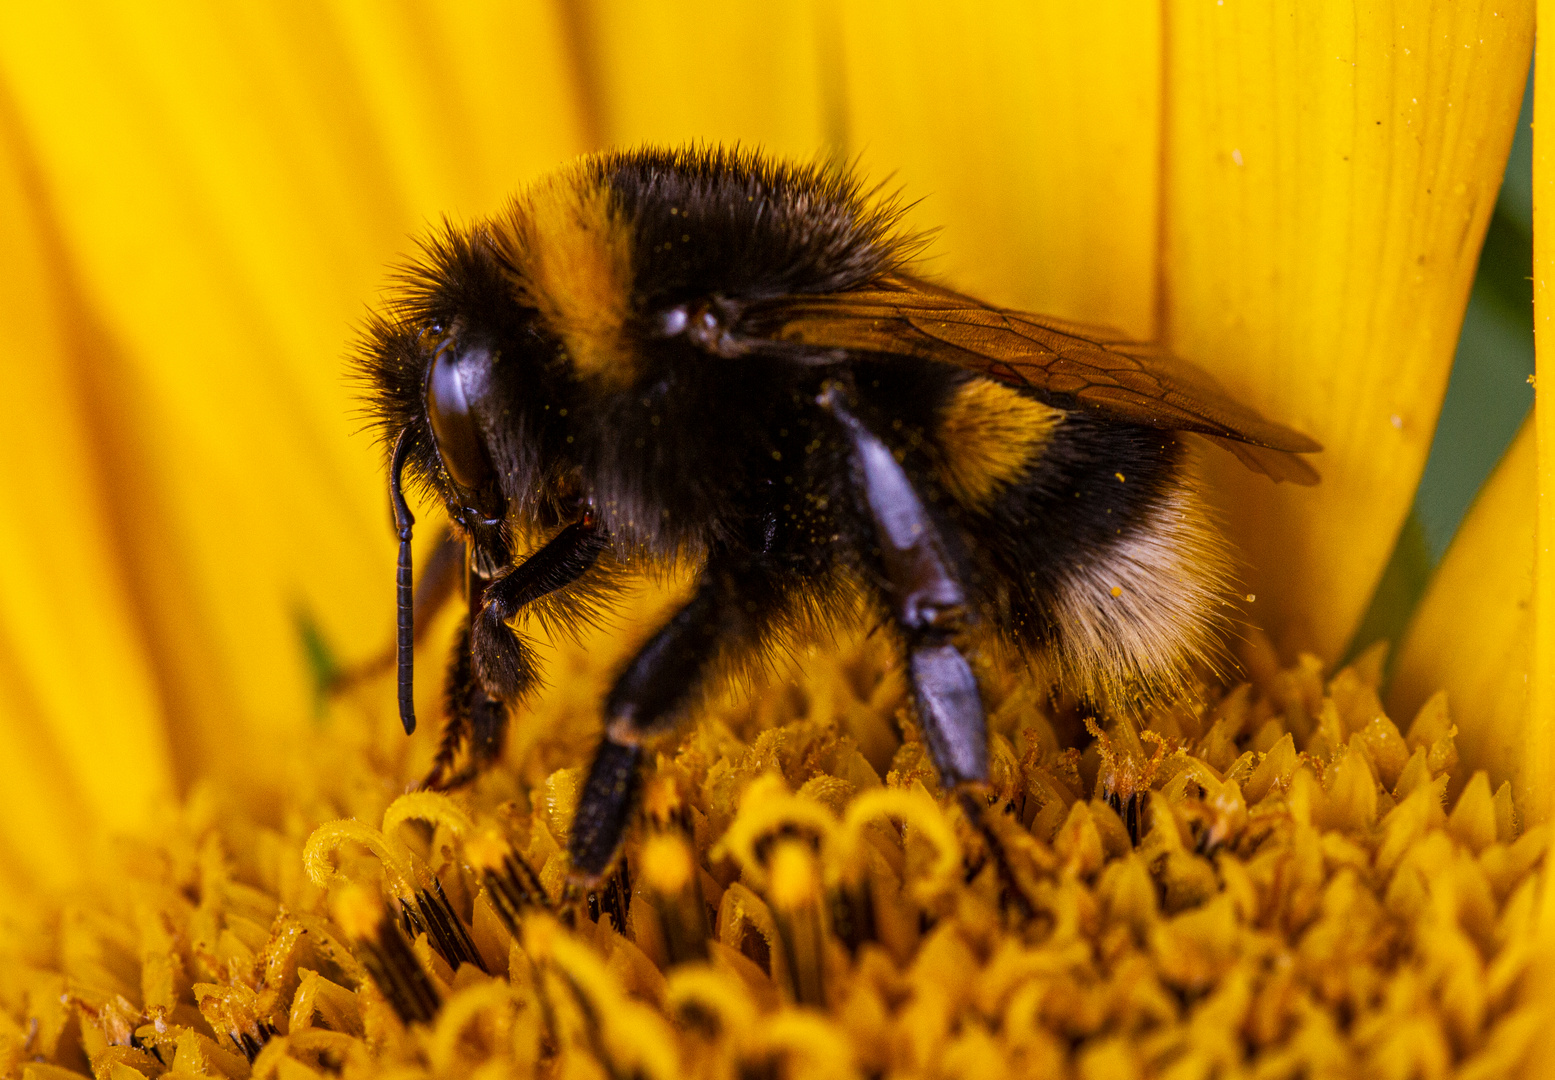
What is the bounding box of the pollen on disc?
[463,829,509,871]
[331,883,384,942]
[1110,585,1123,598]
[640,833,695,894]
[768,840,819,911]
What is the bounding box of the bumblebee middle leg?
[570,552,785,880]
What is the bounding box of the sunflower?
[0,3,1549,1079]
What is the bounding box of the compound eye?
[426,341,495,490]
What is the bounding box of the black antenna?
[390,428,417,735]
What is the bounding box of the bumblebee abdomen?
[924,381,1233,709]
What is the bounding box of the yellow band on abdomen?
[935,378,1061,508]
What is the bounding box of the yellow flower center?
[0,608,1547,1080]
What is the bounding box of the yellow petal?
[1529,13,1555,1037]
[0,91,174,890]
[578,2,1163,336]
[325,1,589,214]
[1535,0,1555,831]
[578,0,830,158]
[835,1,1162,335]
[0,3,586,801]
[1388,417,1532,804]
[1162,3,1533,663]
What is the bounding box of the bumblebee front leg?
[821,386,987,787]
[428,617,507,790]
[425,516,606,789]
[570,553,781,880]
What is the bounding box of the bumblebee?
[356,145,1319,881]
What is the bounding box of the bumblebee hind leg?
[821,385,988,788]
[906,639,988,786]
[570,740,643,882]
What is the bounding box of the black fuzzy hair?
[597,143,925,305]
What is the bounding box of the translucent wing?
[743,275,1321,484]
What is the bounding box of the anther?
[332,884,440,1025]
[465,831,551,935]
[400,878,488,974]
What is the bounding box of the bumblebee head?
[358,145,915,535]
